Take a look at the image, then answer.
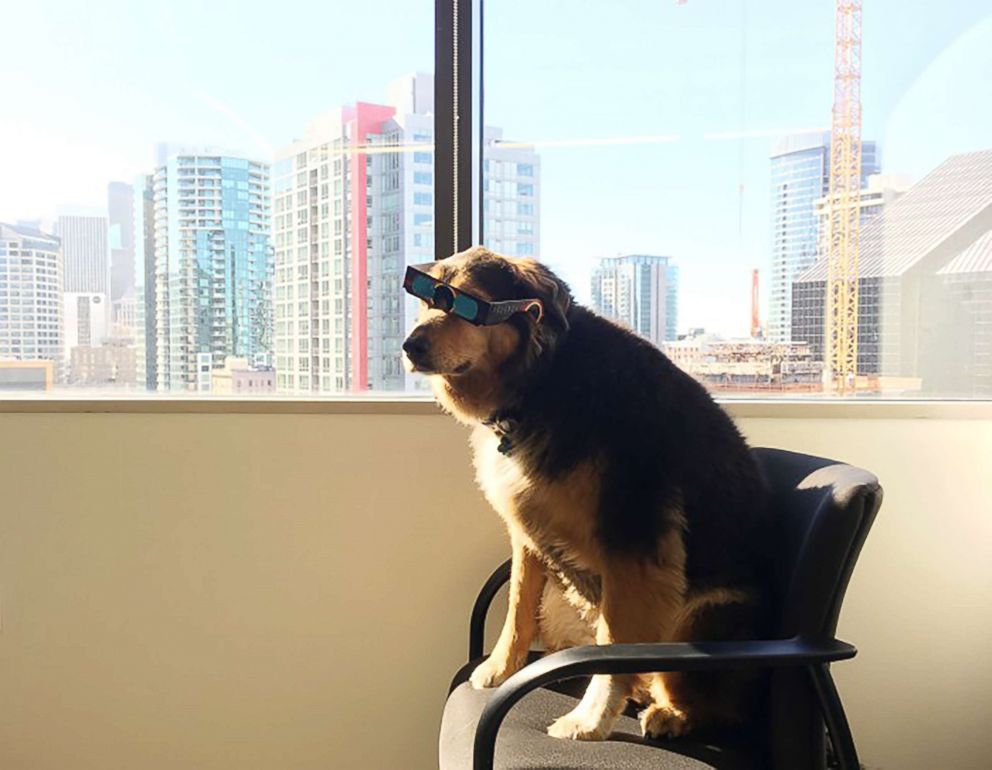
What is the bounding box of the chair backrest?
[751,447,882,770]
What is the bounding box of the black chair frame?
[458,560,860,770]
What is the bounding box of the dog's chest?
[470,424,532,530]
[470,424,602,604]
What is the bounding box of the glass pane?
[0,1,432,396]
[483,0,992,399]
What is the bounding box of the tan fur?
[653,586,759,731]
[470,424,602,572]
[678,587,751,624]
[431,323,519,424]
[406,254,523,423]
[544,530,688,740]
[470,536,546,689]
[538,579,597,652]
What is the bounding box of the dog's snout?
[402,329,431,362]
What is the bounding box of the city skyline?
[4,2,989,338]
[5,139,992,396]
[591,254,679,349]
[2,2,992,397]
[767,131,880,343]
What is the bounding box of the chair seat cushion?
[440,682,760,770]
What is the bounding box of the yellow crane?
[826,0,864,394]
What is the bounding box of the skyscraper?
[55,210,110,295]
[792,149,992,395]
[483,127,540,259]
[133,174,156,389]
[107,182,136,306]
[768,131,879,342]
[136,146,272,392]
[63,292,108,361]
[590,254,679,348]
[272,73,541,394]
[812,173,908,260]
[0,223,63,365]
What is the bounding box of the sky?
[2,0,990,337]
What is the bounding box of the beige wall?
[0,409,990,770]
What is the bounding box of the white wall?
[0,409,990,770]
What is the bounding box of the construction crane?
[826,0,863,394]
[751,269,761,338]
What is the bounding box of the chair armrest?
[472,636,856,770]
[469,559,512,660]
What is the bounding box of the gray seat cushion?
[440,682,760,770]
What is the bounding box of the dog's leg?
[538,578,597,652]
[642,587,759,738]
[548,540,686,741]
[470,536,546,689]
[639,674,693,739]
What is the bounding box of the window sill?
[0,395,989,419]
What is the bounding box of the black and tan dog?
[403,246,770,741]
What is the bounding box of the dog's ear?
[492,257,573,385]
[510,258,572,334]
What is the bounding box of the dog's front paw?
[547,709,613,741]
[469,656,518,689]
[640,702,692,739]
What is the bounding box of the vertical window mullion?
[434,0,475,260]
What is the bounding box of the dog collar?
[483,412,520,456]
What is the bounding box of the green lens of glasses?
[452,294,480,321]
[411,274,436,300]
[432,285,455,311]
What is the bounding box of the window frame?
[1,1,987,410]
[0,396,987,420]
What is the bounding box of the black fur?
[483,264,771,593]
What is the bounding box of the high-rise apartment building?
[591,254,679,348]
[133,174,156,389]
[55,210,110,295]
[0,223,64,365]
[483,127,540,258]
[768,131,879,342]
[135,146,272,392]
[272,101,409,394]
[273,73,541,394]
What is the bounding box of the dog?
[403,246,771,741]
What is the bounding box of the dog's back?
[522,307,772,733]
[517,305,770,593]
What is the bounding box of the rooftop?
[0,222,60,244]
[798,149,992,281]
[938,229,992,275]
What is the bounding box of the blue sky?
[2,0,990,335]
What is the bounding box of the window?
[5,3,987,403]
[483,1,992,400]
[0,0,436,398]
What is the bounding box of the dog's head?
[402,246,572,420]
